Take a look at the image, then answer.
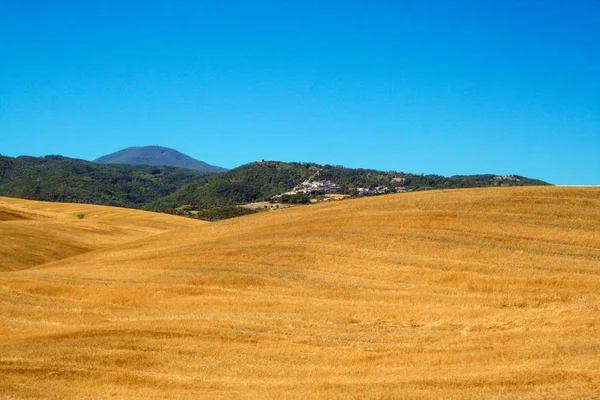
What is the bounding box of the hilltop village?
[277,178,410,197]
[274,170,411,200]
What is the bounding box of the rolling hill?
[0,196,203,271]
[94,146,228,172]
[1,186,598,399]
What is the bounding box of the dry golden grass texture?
[0,187,599,399]
[0,196,202,271]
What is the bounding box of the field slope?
[1,187,599,399]
[0,196,203,271]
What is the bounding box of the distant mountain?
[94,146,228,172]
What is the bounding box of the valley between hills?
[0,186,599,399]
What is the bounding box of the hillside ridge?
[148,160,551,213]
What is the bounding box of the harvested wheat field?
[0,197,203,272]
[1,187,599,399]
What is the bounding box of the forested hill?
[94,146,228,172]
[0,156,550,215]
[147,161,551,212]
[0,155,214,208]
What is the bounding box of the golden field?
[0,196,202,272]
[0,187,598,399]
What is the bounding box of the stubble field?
[0,187,598,399]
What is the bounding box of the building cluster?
[283,179,343,196]
[494,175,522,182]
[274,177,412,201]
[356,186,410,195]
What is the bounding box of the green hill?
[147,161,551,212]
[0,155,215,208]
[94,146,228,172]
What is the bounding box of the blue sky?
[1,1,598,184]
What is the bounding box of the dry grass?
[0,197,202,271]
[0,187,599,399]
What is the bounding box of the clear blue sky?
[1,1,598,184]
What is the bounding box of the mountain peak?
[93,146,227,172]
